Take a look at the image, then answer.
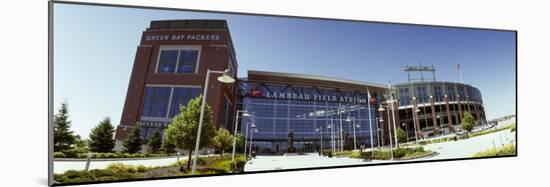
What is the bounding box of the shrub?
[53,152,66,158]
[230,157,247,172]
[53,174,68,182]
[137,165,150,173]
[106,162,137,173]
[350,151,372,159]
[334,151,353,157]
[209,160,232,173]
[62,149,79,158]
[372,150,392,160]
[63,170,82,179]
[88,169,115,177]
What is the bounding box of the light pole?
[315,127,323,154]
[247,123,256,157]
[366,89,375,152]
[327,123,334,155]
[378,105,393,160]
[231,110,253,163]
[249,128,258,157]
[388,82,399,149]
[437,115,444,136]
[413,106,420,142]
[243,122,250,157]
[191,69,235,175]
[377,118,384,148]
[402,122,409,142]
[356,124,361,150]
[338,105,344,152]
[345,116,357,150]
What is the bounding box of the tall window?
[416,85,428,104]
[177,50,199,73]
[398,87,410,106]
[433,85,443,102]
[457,86,465,100]
[220,97,233,129]
[169,87,201,117]
[157,47,200,74]
[446,85,456,101]
[141,87,171,117]
[157,50,178,73]
[141,86,201,118]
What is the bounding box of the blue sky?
[54,4,516,138]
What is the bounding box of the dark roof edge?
[247,70,387,88]
[148,20,228,30]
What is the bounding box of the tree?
[461,112,475,133]
[165,95,216,170]
[53,102,76,152]
[73,135,89,154]
[212,128,233,157]
[147,130,162,154]
[88,117,115,153]
[161,136,177,154]
[123,125,142,153]
[396,128,407,143]
[235,134,245,153]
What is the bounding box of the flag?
[248,89,263,97]
[368,88,377,105]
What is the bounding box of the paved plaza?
[245,127,515,172]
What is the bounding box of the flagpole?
[457,64,464,84]
[367,88,375,153]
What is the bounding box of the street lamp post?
[243,122,250,157]
[315,127,323,154]
[437,115,444,136]
[378,105,393,160]
[413,107,420,142]
[346,116,357,150]
[248,123,256,157]
[249,128,258,157]
[366,89,375,152]
[377,118,383,148]
[231,110,253,163]
[356,124,361,150]
[388,82,399,149]
[338,106,344,152]
[402,122,409,142]
[327,123,334,155]
[191,69,235,175]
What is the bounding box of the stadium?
[114,19,486,153]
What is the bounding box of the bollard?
[84,152,92,171]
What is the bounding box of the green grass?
[472,144,516,157]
